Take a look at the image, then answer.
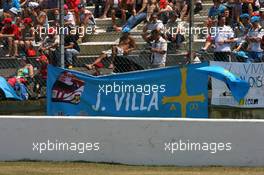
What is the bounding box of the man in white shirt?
[212,16,235,61]
[246,16,264,62]
[150,29,167,68]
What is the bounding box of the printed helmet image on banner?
[52,71,85,105]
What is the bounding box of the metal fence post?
[188,0,194,63]
[59,0,65,68]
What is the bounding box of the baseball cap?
[3,18,12,24]
[240,13,250,19]
[9,7,18,15]
[23,18,32,24]
[28,2,39,8]
[251,16,260,23]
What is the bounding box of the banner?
[47,63,209,118]
[210,61,264,108]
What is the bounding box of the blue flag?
[0,77,22,100]
[47,63,209,118]
[196,66,250,102]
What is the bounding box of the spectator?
[208,0,226,20]
[194,0,203,14]
[120,0,159,33]
[159,0,173,24]
[142,13,164,42]
[172,0,190,21]
[85,31,136,70]
[39,28,60,66]
[64,4,76,26]
[3,0,20,13]
[213,16,235,61]
[13,17,35,57]
[233,13,252,51]
[259,8,264,27]
[111,0,135,32]
[66,0,81,13]
[200,16,235,61]
[245,16,264,62]
[0,18,20,57]
[149,29,167,68]
[98,0,111,19]
[65,27,80,69]
[78,3,96,33]
[7,56,34,88]
[30,3,49,30]
[165,11,185,49]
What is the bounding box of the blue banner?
[47,63,209,118]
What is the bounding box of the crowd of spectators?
[200,0,264,62]
[1,0,264,99]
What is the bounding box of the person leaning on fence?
[85,30,136,71]
[149,29,167,68]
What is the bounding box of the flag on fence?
[196,66,250,102]
[47,63,209,118]
[0,76,22,100]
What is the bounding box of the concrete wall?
[0,117,264,166]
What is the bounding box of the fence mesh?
[0,0,264,100]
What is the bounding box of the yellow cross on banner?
[162,67,206,118]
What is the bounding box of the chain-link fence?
[1,0,264,100]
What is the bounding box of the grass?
[0,162,263,175]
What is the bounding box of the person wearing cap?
[78,3,96,33]
[245,16,264,62]
[259,8,264,27]
[13,17,35,57]
[142,12,165,42]
[208,0,226,20]
[233,13,252,51]
[149,29,167,68]
[236,13,252,37]
[159,0,173,24]
[64,4,76,26]
[30,3,49,30]
[66,0,81,13]
[0,17,20,57]
[2,0,20,13]
[85,31,136,71]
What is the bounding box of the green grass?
[0,162,263,175]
